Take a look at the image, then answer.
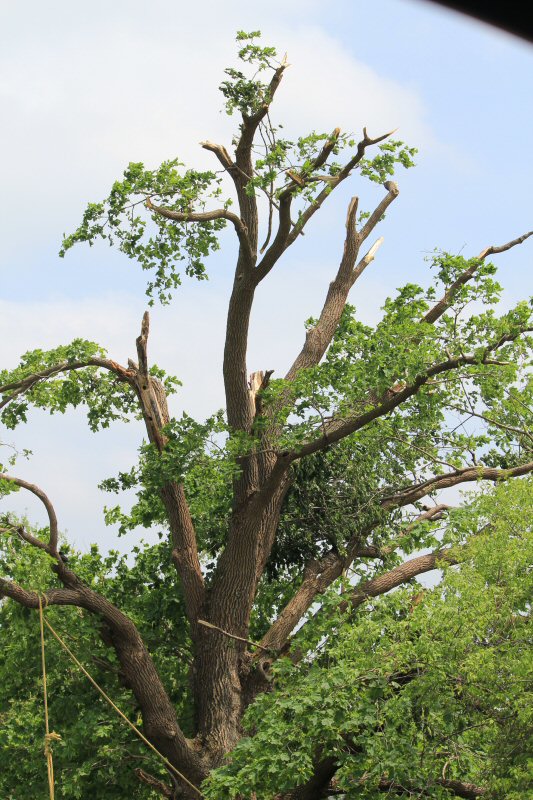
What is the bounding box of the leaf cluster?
[205,478,533,799]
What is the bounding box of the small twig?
[197,619,272,653]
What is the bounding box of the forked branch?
[285,127,398,248]
[285,182,398,381]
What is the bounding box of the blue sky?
[1,0,532,550]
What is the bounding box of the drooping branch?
[0,357,134,412]
[145,198,254,264]
[0,473,59,556]
[423,230,533,325]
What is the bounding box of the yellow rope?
[38,595,61,800]
[39,610,203,798]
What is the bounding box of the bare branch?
[128,314,205,627]
[197,619,271,653]
[338,547,459,614]
[285,127,398,247]
[424,230,533,325]
[134,768,173,798]
[200,140,234,171]
[358,181,399,245]
[382,461,533,508]
[136,310,150,378]
[285,183,398,381]
[0,473,59,555]
[351,236,384,286]
[477,229,533,260]
[0,519,56,556]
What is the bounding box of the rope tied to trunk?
[36,596,203,798]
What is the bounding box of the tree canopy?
[1,31,532,799]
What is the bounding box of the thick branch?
[259,550,343,653]
[340,548,459,613]
[286,756,338,800]
[259,503,451,653]
[286,183,398,381]
[0,578,81,607]
[424,230,533,325]
[0,573,204,785]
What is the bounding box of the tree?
[0,31,532,799]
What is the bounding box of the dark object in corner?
[422,0,533,43]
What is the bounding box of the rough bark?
[1,69,532,795]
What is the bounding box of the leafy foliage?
[60,31,417,304]
[60,161,228,304]
[205,478,533,799]
[0,531,191,799]
[1,29,531,800]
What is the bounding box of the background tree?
[0,32,532,799]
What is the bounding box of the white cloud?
[1,0,493,557]
[0,5,435,255]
